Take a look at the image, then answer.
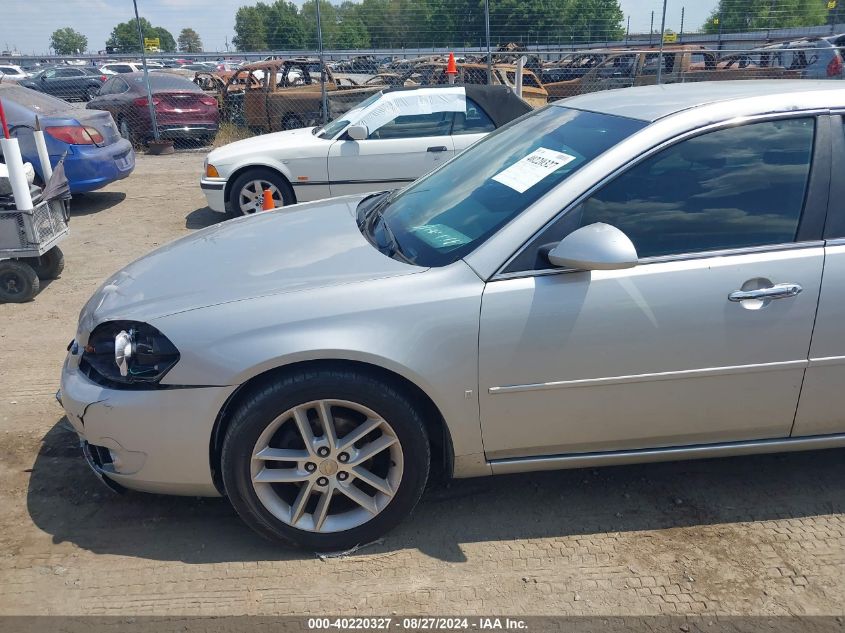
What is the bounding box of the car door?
[327,111,456,196]
[793,114,845,437]
[478,115,829,461]
[450,97,497,153]
[51,68,84,99]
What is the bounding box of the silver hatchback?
[60,81,845,550]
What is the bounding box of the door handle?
[427,146,448,152]
[728,283,802,302]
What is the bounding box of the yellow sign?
[663,32,678,43]
[143,37,160,51]
[828,0,837,9]
[712,17,720,25]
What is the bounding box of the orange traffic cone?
[261,188,274,211]
[445,52,458,84]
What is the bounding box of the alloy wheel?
[238,179,283,215]
[250,399,404,533]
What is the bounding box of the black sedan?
[19,66,107,102]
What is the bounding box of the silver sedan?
[59,81,845,550]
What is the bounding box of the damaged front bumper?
[59,350,237,497]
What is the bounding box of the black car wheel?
[221,367,431,551]
[228,168,294,217]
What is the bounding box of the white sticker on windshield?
[492,147,577,193]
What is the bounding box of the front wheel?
[221,369,430,551]
[228,168,294,217]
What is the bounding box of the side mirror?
[547,222,638,271]
[346,124,368,141]
[40,75,47,81]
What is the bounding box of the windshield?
[371,106,647,266]
[316,91,383,138]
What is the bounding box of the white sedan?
[200,85,530,216]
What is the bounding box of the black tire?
[25,246,65,280]
[227,168,294,218]
[221,368,431,551]
[0,260,40,303]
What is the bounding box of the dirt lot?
[0,153,843,616]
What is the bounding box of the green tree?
[233,4,270,51]
[106,18,176,53]
[50,27,88,54]
[703,0,827,33]
[153,26,177,52]
[267,1,307,49]
[178,27,203,52]
[562,0,624,43]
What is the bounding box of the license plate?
[115,155,131,170]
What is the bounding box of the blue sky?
[0,0,717,55]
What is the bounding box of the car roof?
[557,80,845,122]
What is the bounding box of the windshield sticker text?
[492,147,577,193]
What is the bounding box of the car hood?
[208,126,328,165]
[78,195,421,332]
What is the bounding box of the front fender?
[153,262,486,464]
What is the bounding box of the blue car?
[0,83,134,193]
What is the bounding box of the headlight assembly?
[80,321,180,387]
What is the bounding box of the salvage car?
[406,62,549,108]
[60,81,845,550]
[19,66,108,102]
[228,59,384,133]
[541,47,767,100]
[201,85,531,215]
[87,72,219,145]
[0,84,134,193]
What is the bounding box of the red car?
[86,72,219,145]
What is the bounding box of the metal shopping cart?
[0,162,70,303]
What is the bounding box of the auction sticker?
[492,147,577,193]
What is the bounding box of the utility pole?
[680,7,685,41]
[625,15,630,45]
[132,0,159,140]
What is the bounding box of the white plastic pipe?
[515,56,527,98]
[33,128,52,182]
[0,137,33,210]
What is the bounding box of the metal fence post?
[485,0,493,85]
[649,11,654,45]
[133,0,159,141]
[315,0,328,126]
[656,0,668,84]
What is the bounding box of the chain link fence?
[2,0,843,152]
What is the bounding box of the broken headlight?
[80,321,180,386]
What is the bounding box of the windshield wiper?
[355,192,412,264]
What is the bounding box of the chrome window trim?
[491,240,826,282]
[494,109,829,280]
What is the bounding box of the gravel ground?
[0,153,843,616]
